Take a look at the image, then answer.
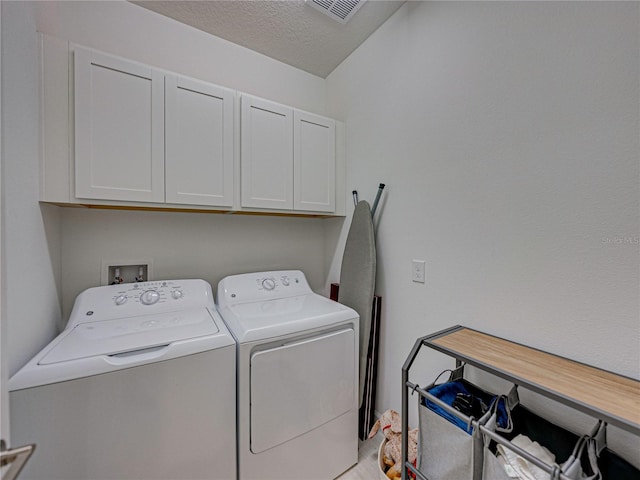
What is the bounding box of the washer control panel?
[67,279,215,328]
[109,281,186,307]
[218,270,312,307]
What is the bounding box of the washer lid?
[40,307,219,365]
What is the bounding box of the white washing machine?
[217,270,359,480]
[9,279,236,480]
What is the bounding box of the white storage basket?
[417,377,496,480]
[377,439,389,480]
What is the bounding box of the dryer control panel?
[217,270,312,306]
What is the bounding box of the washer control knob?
[281,276,290,286]
[261,278,276,291]
[171,289,183,300]
[115,294,127,306]
[140,289,160,305]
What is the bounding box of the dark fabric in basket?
[423,380,508,434]
[598,448,640,480]
[488,405,580,465]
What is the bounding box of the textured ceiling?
[131,0,405,78]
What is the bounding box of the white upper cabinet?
[41,36,343,215]
[74,46,235,208]
[74,47,165,202]
[293,111,335,213]
[241,95,294,210]
[241,95,337,213]
[165,75,234,207]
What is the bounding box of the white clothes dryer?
[9,279,236,480]
[217,270,359,480]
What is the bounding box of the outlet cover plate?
[412,260,425,283]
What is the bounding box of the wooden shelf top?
[427,326,640,434]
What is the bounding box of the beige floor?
[336,437,381,480]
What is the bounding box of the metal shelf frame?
[400,325,640,480]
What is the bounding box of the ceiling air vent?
[307,0,367,24]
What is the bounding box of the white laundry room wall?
[2,1,62,381]
[326,1,639,464]
[59,209,328,321]
[2,0,333,378]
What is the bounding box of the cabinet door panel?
[294,112,335,212]
[74,47,164,202]
[241,95,293,209]
[165,76,234,207]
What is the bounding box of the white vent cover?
[307,0,367,24]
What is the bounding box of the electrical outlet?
[412,260,425,283]
[101,259,154,285]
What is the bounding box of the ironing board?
[339,200,376,408]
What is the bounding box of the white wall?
[2,0,331,377]
[2,1,62,378]
[0,0,7,444]
[327,0,639,462]
[60,209,327,321]
[35,0,326,114]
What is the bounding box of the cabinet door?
[165,75,234,207]
[241,95,293,210]
[74,47,164,202]
[293,111,335,212]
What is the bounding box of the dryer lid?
[220,293,357,343]
[40,307,220,365]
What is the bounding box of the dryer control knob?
[261,278,276,291]
[140,289,160,305]
[114,294,127,306]
[281,276,290,286]
[171,289,183,300]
